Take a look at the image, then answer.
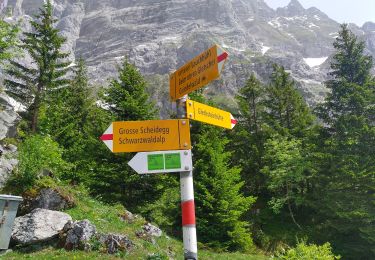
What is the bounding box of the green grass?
[3,249,270,259]
[2,186,269,260]
[199,251,269,260]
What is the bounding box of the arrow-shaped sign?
[186,100,237,129]
[128,150,193,174]
[100,119,191,153]
[170,45,228,101]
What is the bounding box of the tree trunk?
[286,183,302,230]
[251,91,258,135]
[31,98,39,133]
[31,83,42,133]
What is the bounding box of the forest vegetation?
[0,1,374,259]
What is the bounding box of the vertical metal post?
[176,95,198,260]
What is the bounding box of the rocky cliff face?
[2,0,375,113]
[363,22,375,59]
[0,93,19,140]
[0,93,20,187]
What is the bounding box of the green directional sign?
[128,150,192,174]
[148,154,164,170]
[165,153,181,169]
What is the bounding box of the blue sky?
[264,0,375,26]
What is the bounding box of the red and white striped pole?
[177,95,198,260]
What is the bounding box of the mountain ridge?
[1,0,374,114]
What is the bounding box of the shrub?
[5,134,70,193]
[277,241,340,260]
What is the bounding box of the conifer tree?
[40,58,92,145]
[237,74,264,137]
[231,74,267,195]
[263,64,314,138]
[38,58,107,182]
[89,59,163,212]
[260,65,315,229]
[261,135,311,230]
[314,24,375,259]
[318,24,373,127]
[190,93,256,252]
[104,60,157,120]
[4,0,70,133]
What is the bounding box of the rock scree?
[61,219,96,251]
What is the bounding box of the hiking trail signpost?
[100,44,233,260]
[186,100,237,129]
[128,150,193,174]
[100,119,191,153]
[170,45,228,101]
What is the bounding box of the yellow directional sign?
[186,100,237,129]
[170,45,228,101]
[100,119,191,153]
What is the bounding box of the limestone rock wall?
[2,0,375,110]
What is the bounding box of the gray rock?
[18,188,74,216]
[62,219,96,250]
[98,233,134,254]
[136,222,162,243]
[0,144,18,189]
[32,188,71,211]
[0,93,20,140]
[119,210,135,223]
[38,169,54,178]
[0,249,13,256]
[11,208,72,245]
[143,223,162,237]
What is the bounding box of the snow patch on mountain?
[284,16,308,22]
[261,45,270,55]
[301,78,323,85]
[161,35,181,43]
[308,23,319,28]
[303,57,328,67]
[329,32,339,38]
[222,43,245,52]
[114,56,125,60]
[268,19,282,28]
[67,62,76,68]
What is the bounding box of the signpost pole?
[177,96,198,260]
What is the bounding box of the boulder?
[142,223,162,237]
[32,188,72,211]
[11,208,72,245]
[119,210,135,223]
[61,219,96,250]
[135,223,162,244]
[98,233,134,254]
[18,188,75,215]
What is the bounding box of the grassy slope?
[3,187,269,260]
